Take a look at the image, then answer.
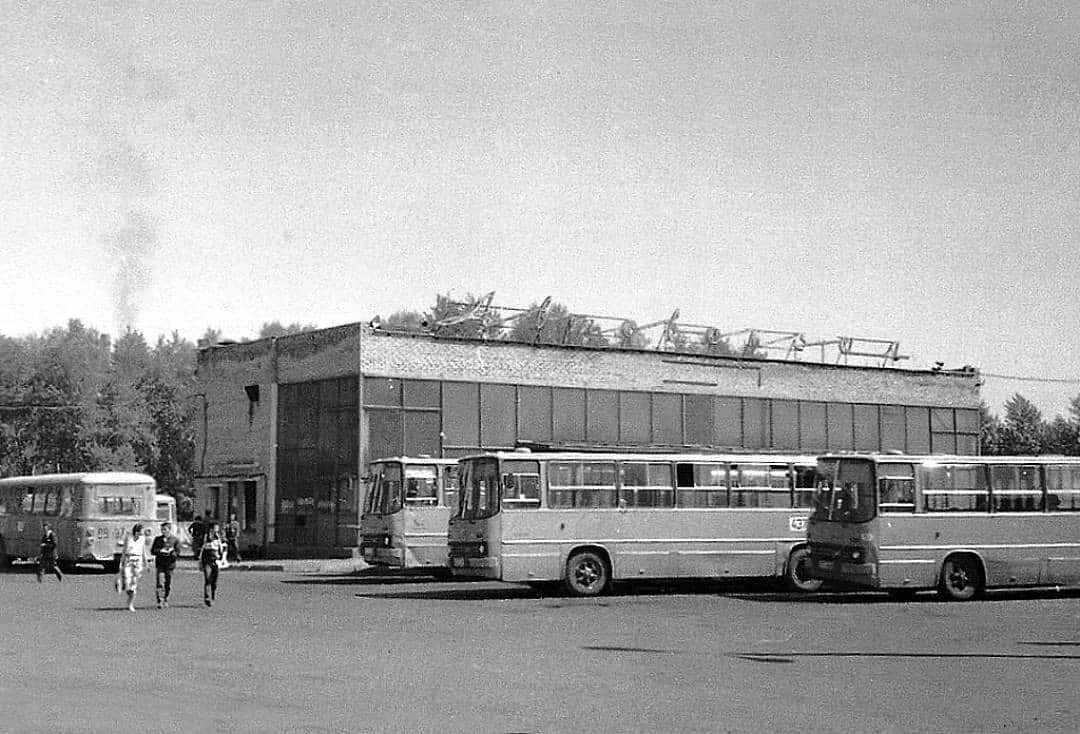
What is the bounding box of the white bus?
[447,450,820,596]
[0,472,157,571]
[359,457,459,576]
[807,453,1080,600]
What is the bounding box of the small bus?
[359,457,460,576]
[0,472,158,571]
[447,450,821,596]
[806,453,1080,600]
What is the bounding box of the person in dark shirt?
[189,511,210,560]
[150,522,181,609]
[36,524,63,583]
[199,523,224,607]
[224,512,241,562]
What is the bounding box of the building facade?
[193,323,982,557]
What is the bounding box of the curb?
[175,559,369,575]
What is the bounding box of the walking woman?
[199,522,225,607]
[119,524,147,612]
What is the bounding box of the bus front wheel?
[563,550,610,597]
[785,547,823,593]
[938,555,983,601]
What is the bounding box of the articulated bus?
[0,472,158,570]
[447,450,821,596]
[807,453,1080,600]
[359,457,460,576]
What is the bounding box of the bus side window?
[21,490,34,514]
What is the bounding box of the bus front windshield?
[811,459,875,523]
[459,458,499,521]
[367,464,403,515]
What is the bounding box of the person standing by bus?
[119,524,147,612]
[150,522,181,609]
[224,512,241,563]
[199,522,224,607]
[36,523,63,583]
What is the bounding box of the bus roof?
[818,453,1080,465]
[368,456,460,466]
[457,450,817,464]
[0,472,157,487]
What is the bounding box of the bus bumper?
[448,555,498,577]
[809,557,878,587]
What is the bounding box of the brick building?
[193,323,981,558]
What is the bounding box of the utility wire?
[981,373,1080,384]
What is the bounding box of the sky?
[2,2,1079,418]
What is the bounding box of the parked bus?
[0,472,157,571]
[806,453,1080,600]
[154,493,192,556]
[359,457,460,576]
[447,450,821,596]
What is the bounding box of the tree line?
[1,303,1076,515]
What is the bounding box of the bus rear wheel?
[785,547,823,593]
[938,555,983,601]
[563,550,610,597]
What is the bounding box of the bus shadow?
[728,586,1080,604]
[353,584,546,601]
[281,573,468,587]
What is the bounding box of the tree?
[258,321,318,338]
[1044,415,1079,456]
[507,301,608,347]
[999,394,1045,455]
[979,402,1005,455]
[380,310,426,333]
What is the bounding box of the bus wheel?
[102,560,120,574]
[785,547,823,593]
[564,550,610,597]
[938,555,983,601]
[0,540,10,568]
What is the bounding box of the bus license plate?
[818,560,833,571]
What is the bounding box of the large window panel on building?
[337,410,358,464]
[854,404,880,450]
[403,380,440,409]
[619,392,651,444]
[881,405,906,452]
[714,397,742,447]
[742,398,767,449]
[586,390,619,444]
[442,382,480,449]
[339,376,358,407]
[367,409,403,461]
[363,377,402,407]
[799,401,827,452]
[651,393,682,445]
[684,394,713,447]
[771,400,799,450]
[955,409,979,456]
[931,408,957,454]
[405,411,442,456]
[553,388,586,443]
[480,383,517,448]
[906,407,931,453]
[517,386,552,443]
[827,402,854,451]
[297,381,320,447]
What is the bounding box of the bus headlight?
[478,542,486,556]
